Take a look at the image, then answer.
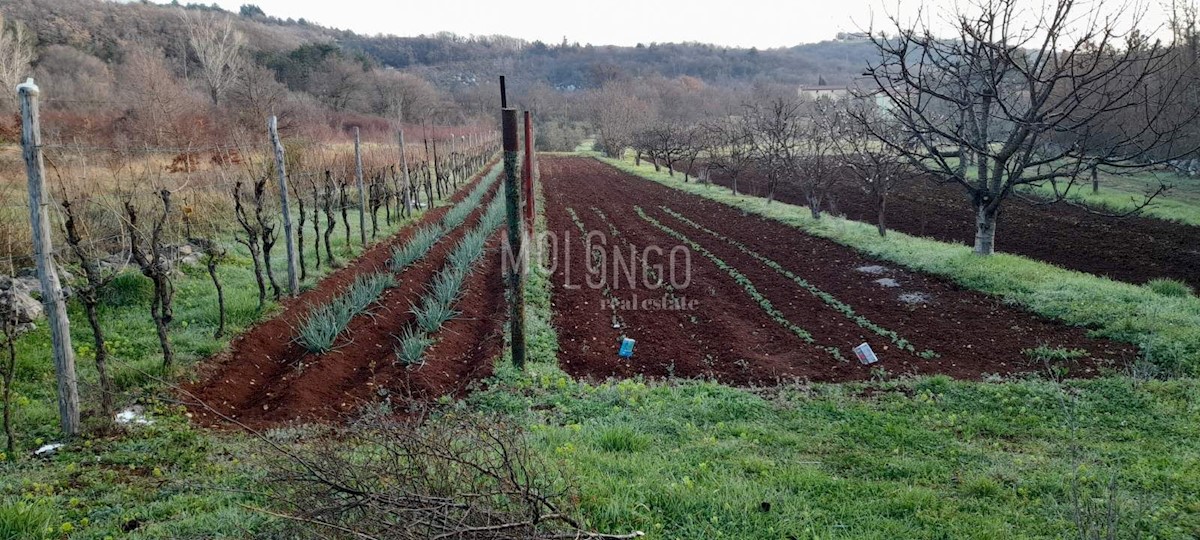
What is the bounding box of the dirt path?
[187,163,506,428]
[706,167,1200,289]
[543,157,1133,383]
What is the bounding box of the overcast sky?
[184,0,1173,48]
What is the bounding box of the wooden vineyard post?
[500,78,526,369]
[268,115,300,296]
[19,78,81,436]
[354,127,367,247]
[398,128,413,216]
[522,111,535,238]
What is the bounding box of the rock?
[855,265,890,275]
[14,276,39,297]
[180,254,201,266]
[0,288,43,324]
[177,244,194,256]
[898,292,932,305]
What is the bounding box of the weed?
[1145,278,1193,298]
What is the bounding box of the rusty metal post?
[502,101,526,369]
[522,111,535,237]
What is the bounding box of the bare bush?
[259,412,643,540]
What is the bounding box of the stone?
[855,265,890,275]
[0,288,43,324]
[898,292,932,305]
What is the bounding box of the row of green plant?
[657,205,925,355]
[297,167,502,353]
[590,206,690,316]
[296,273,397,353]
[606,155,1200,376]
[565,207,624,330]
[635,206,848,360]
[396,195,508,365]
[390,166,501,271]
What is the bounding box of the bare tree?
[706,115,756,195]
[233,180,267,309]
[185,12,246,105]
[125,190,176,369]
[863,0,1200,254]
[792,98,846,218]
[745,97,804,203]
[0,15,34,113]
[589,83,654,158]
[61,199,120,418]
[841,99,913,236]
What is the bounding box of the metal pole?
[19,78,80,436]
[522,111,535,237]
[501,106,526,369]
[268,115,299,296]
[354,127,367,247]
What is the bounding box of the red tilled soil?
[186,163,508,428]
[704,165,1200,290]
[543,157,1133,384]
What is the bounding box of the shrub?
[99,271,154,307]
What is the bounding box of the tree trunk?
[246,237,266,307]
[207,255,226,338]
[150,290,174,369]
[323,172,337,266]
[973,204,999,255]
[876,194,888,237]
[297,195,307,281]
[311,180,322,269]
[82,300,113,418]
[1091,165,1099,194]
[340,180,351,252]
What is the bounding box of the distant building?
[797,84,850,101]
[835,32,871,42]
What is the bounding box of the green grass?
[1023,171,1200,226]
[467,158,1200,539]
[600,155,1200,377]
[1145,278,1195,299]
[473,374,1200,539]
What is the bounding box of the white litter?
[116,406,153,426]
[34,443,63,457]
[874,278,900,288]
[853,343,880,365]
